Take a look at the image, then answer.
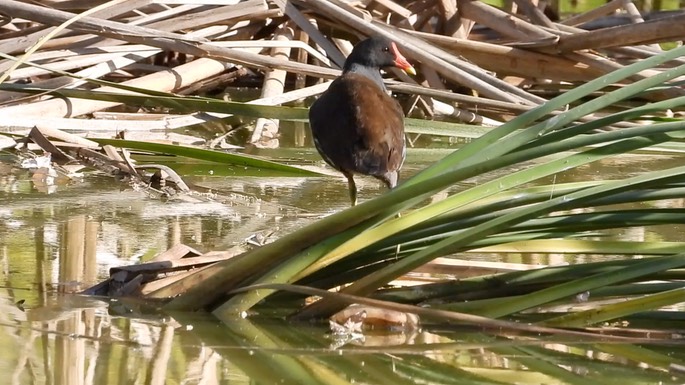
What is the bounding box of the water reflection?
[5,299,684,384]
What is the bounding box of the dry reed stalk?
[513,0,557,29]
[0,57,234,118]
[556,13,685,52]
[301,0,541,104]
[275,0,345,68]
[561,0,624,26]
[251,26,294,148]
[0,1,339,78]
[412,30,602,82]
[459,0,557,41]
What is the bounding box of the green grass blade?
[0,83,309,121]
[543,287,685,327]
[92,138,321,175]
[296,160,685,318]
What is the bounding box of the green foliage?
[92,138,320,175]
[191,43,685,332]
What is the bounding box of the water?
[2,144,685,384]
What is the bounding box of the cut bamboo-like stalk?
[250,26,294,148]
[0,58,233,118]
[1,82,332,130]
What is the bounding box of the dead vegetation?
[1,0,685,146]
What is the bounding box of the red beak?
[390,42,416,75]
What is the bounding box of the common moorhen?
[309,35,416,206]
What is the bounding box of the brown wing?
[309,76,360,173]
[345,74,406,186]
[308,73,405,186]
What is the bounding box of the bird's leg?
[345,173,357,207]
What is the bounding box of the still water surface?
[1,145,684,384]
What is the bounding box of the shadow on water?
[2,147,685,384]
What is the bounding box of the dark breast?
[308,73,406,188]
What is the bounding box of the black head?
[343,35,415,74]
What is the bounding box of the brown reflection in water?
[34,208,48,303]
[42,215,99,385]
[168,216,182,249]
[84,221,98,285]
[146,325,174,385]
[55,311,86,385]
[59,216,99,292]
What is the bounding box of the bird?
[309,35,416,206]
